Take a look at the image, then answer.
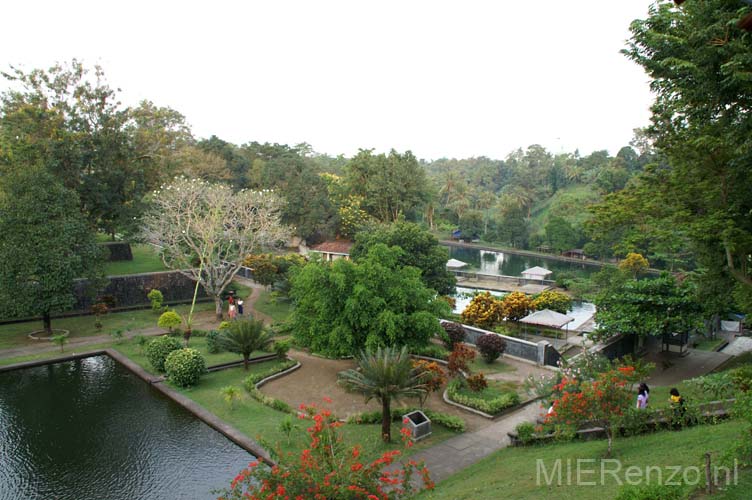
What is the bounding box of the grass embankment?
[254,291,293,324]
[419,420,747,500]
[103,243,168,275]
[175,360,456,463]
[693,338,727,352]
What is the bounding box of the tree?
[290,244,449,357]
[623,1,752,297]
[219,318,273,370]
[532,290,573,315]
[142,177,289,320]
[350,220,456,296]
[545,216,579,253]
[345,149,430,223]
[338,346,428,442]
[460,292,504,329]
[595,273,700,340]
[0,167,103,333]
[501,292,534,323]
[619,252,649,278]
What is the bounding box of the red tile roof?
[310,240,353,255]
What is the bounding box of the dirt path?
[262,349,493,431]
[234,278,273,325]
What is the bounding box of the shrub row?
[346,407,466,432]
[242,360,298,413]
[410,344,450,360]
[447,378,521,415]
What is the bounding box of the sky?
[0,0,657,160]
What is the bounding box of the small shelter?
[562,249,586,260]
[308,240,353,262]
[520,309,575,341]
[446,258,469,269]
[521,266,552,280]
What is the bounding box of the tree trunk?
[606,427,613,458]
[43,312,52,335]
[243,353,249,370]
[215,296,223,321]
[382,398,391,443]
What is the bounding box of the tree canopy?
[290,244,449,357]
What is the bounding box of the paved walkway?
[394,399,544,483]
[644,348,732,386]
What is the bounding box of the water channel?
[0,355,252,500]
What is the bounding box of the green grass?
[254,291,293,324]
[0,302,215,350]
[716,352,752,372]
[419,419,747,500]
[693,337,727,352]
[468,358,517,375]
[174,362,455,462]
[0,340,118,367]
[456,379,521,401]
[112,336,263,375]
[103,244,168,276]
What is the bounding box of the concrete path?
[400,400,544,483]
[721,336,752,356]
[644,348,732,386]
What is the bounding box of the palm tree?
[338,346,428,443]
[219,318,273,370]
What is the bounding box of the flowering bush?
[531,290,572,315]
[145,335,183,372]
[545,366,640,457]
[219,401,433,500]
[164,348,207,387]
[447,344,476,377]
[460,292,503,328]
[500,292,533,322]
[466,373,488,392]
[476,333,506,363]
[412,359,447,393]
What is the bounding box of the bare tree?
[142,177,289,320]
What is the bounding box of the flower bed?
[346,407,466,432]
[447,378,521,415]
[242,359,298,413]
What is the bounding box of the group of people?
[227,295,244,320]
[635,383,684,411]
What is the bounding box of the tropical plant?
[51,333,67,352]
[476,333,507,363]
[164,348,207,387]
[411,359,447,393]
[147,289,164,312]
[219,318,273,370]
[206,330,223,354]
[466,373,488,392]
[145,335,183,372]
[447,343,476,377]
[338,346,428,442]
[220,385,241,410]
[272,339,291,359]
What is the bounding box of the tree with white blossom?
[142,177,289,321]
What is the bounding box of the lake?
[446,246,600,279]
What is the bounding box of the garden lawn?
[103,244,168,275]
[254,291,293,324]
[175,363,456,463]
[455,379,522,401]
[469,358,517,375]
[0,302,215,350]
[114,336,266,375]
[0,341,117,367]
[419,419,747,500]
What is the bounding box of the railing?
[449,270,556,287]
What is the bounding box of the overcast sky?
[1,0,657,160]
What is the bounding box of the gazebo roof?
[446,258,469,268]
[522,266,552,276]
[519,309,574,329]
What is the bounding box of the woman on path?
[228,302,237,320]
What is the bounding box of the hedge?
[242,359,297,413]
[346,407,465,432]
[447,378,521,415]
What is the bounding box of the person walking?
[228,302,237,320]
[237,299,244,316]
[636,383,650,409]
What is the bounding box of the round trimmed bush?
[206,330,223,354]
[158,310,183,332]
[476,333,507,363]
[164,348,207,387]
[145,335,183,372]
[441,321,466,350]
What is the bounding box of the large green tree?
[350,221,456,296]
[0,167,103,332]
[620,0,752,309]
[290,244,449,357]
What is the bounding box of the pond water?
[0,355,252,500]
[446,246,600,279]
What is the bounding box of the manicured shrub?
[447,378,520,414]
[441,321,466,349]
[412,359,447,393]
[273,339,291,359]
[448,343,476,376]
[145,335,183,372]
[476,333,507,363]
[206,330,223,354]
[164,348,207,387]
[466,373,488,392]
[157,310,182,332]
[147,289,164,312]
[515,421,536,444]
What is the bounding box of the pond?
[0,355,252,500]
[446,246,600,279]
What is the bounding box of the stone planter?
[403,410,431,441]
